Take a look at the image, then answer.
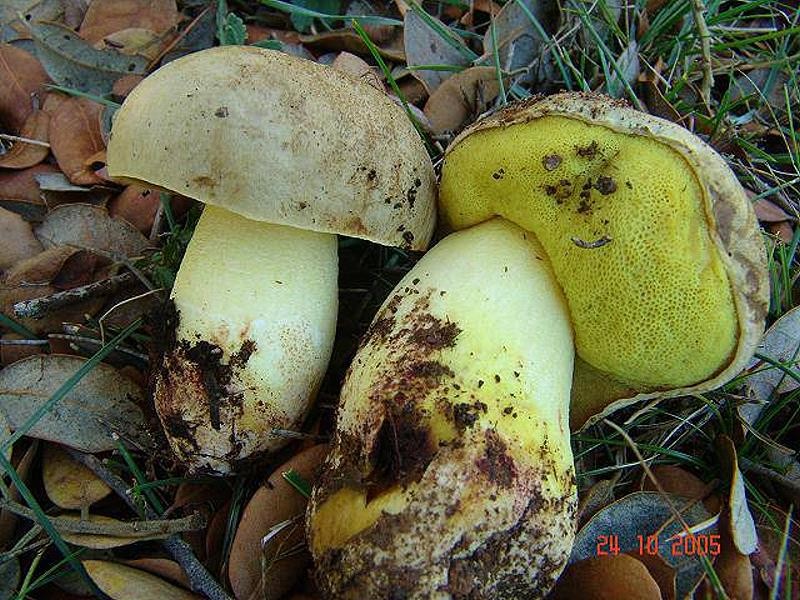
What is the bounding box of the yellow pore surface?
[441,116,737,389]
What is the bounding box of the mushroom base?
[308,219,577,598]
[155,205,338,474]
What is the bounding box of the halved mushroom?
[106,46,435,474]
[308,92,768,598]
[440,92,769,429]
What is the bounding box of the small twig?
[0,339,48,346]
[0,133,50,148]
[0,498,205,536]
[47,334,149,361]
[571,235,612,249]
[692,0,714,107]
[13,272,136,319]
[740,457,800,497]
[65,449,233,600]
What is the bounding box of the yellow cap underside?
[441,116,738,388]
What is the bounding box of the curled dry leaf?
[78,0,180,44]
[0,163,57,221]
[403,10,471,93]
[717,435,758,556]
[229,444,329,600]
[0,354,149,453]
[120,559,190,589]
[83,560,201,600]
[0,206,43,270]
[35,203,150,258]
[30,21,148,96]
[0,110,50,169]
[0,44,50,132]
[49,97,105,185]
[42,442,111,510]
[570,491,715,599]
[423,66,502,134]
[550,554,662,600]
[205,499,231,576]
[107,185,159,234]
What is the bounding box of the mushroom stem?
[308,218,577,598]
[156,206,338,474]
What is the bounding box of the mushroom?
[106,46,436,474]
[440,92,769,430]
[307,93,768,598]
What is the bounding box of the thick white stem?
[156,206,338,474]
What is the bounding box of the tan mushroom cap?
[440,93,769,429]
[107,46,436,250]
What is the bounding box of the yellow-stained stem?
[155,205,338,474]
[308,218,577,599]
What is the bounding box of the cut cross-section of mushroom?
[106,46,436,473]
[439,92,769,429]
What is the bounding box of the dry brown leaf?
[0,163,56,220]
[41,91,70,116]
[49,97,105,185]
[107,185,159,234]
[423,66,502,134]
[398,75,428,105]
[228,444,328,600]
[0,206,43,270]
[0,333,44,366]
[83,560,200,599]
[300,30,405,62]
[642,465,708,498]
[120,559,191,589]
[0,44,50,132]
[170,481,230,515]
[550,554,662,600]
[42,443,111,510]
[403,10,470,93]
[99,28,166,61]
[0,110,50,169]
[331,52,384,93]
[245,26,301,46]
[111,74,144,100]
[698,539,753,600]
[577,479,616,528]
[35,203,150,258]
[0,442,38,549]
[78,0,180,44]
[768,221,794,244]
[204,499,231,576]
[630,552,676,600]
[51,249,102,290]
[753,197,792,223]
[0,247,104,333]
